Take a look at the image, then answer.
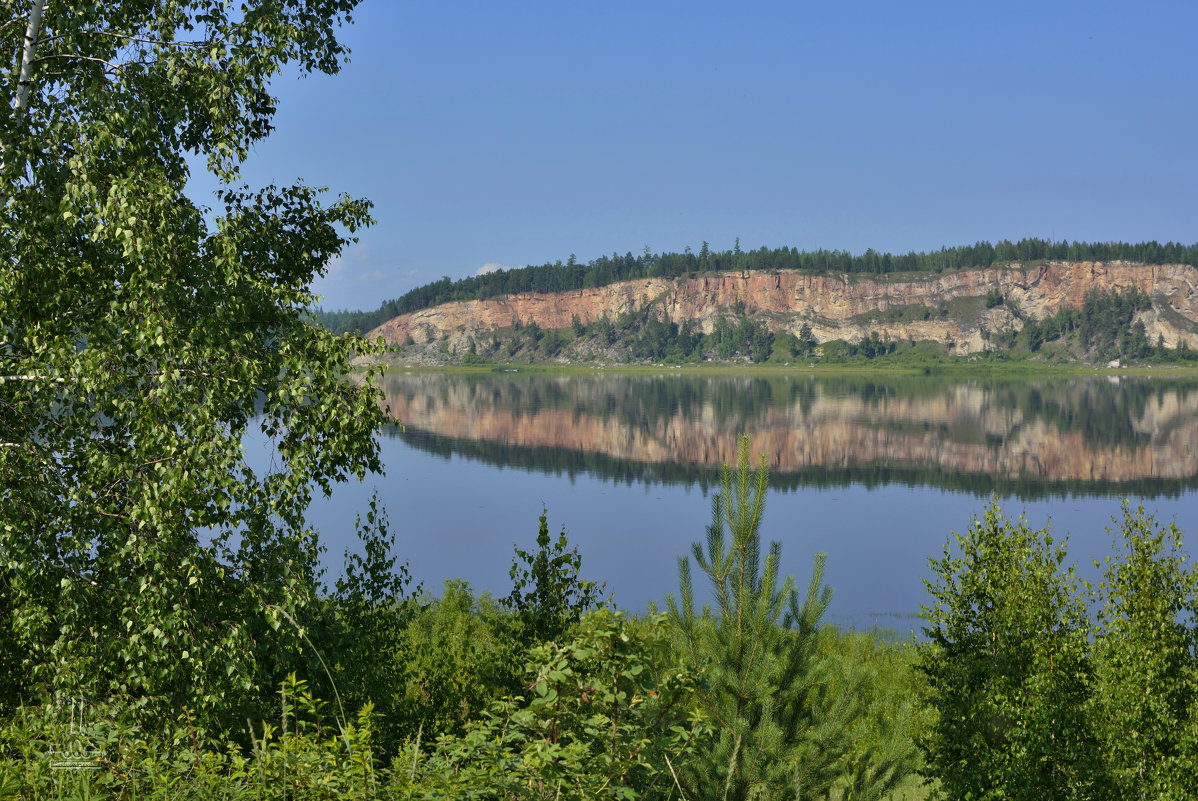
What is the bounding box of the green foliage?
[0,0,383,734]
[397,581,523,738]
[0,675,379,799]
[666,437,909,800]
[400,609,705,800]
[325,495,418,758]
[819,629,926,801]
[0,621,927,800]
[920,501,1098,800]
[506,509,603,645]
[540,327,567,358]
[851,330,897,359]
[595,314,617,346]
[1091,503,1198,799]
[919,501,1198,799]
[460,351,491,365]
[1078,287,1151,357]
[708,314,774,362]
[1016,286,1154,359]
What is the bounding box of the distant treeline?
[315,238,1198,334]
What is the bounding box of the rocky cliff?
[368,261,1198,358]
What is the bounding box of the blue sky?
[196,1,1198,311]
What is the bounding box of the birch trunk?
[12,0,46,112]
[2,0,48,386]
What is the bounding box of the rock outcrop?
[368,261,1198,358]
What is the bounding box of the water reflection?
[380,371,1198,498]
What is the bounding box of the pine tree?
[667,438,866,800]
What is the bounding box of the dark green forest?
[315,238,1198,335]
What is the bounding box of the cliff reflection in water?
[380,372,1198,498]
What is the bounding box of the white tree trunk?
[2,1,49,385]
[12,0,46,112]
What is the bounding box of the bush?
[395,580,523,738]
[399,609,704,799]
[920,500,1198,800]
[505,508,603,646]
[920,501,1098,800]
[0,675,379,800]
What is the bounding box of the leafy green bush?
[398,608,704,800]
[505,508,603,646]
[321,495,419,759]
[395,581,523,740]
[818,628,927,800]
[920,500,1198,800]
[1091,503,1198,799]
[0,675,379,800]
[920,501,1098,800]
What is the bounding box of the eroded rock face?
[368,261,1198,357]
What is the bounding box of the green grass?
[378,359,1198,379]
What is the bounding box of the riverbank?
[371,356,1198,378]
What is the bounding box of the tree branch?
[0,374,65,383]
[85,30,209,49]
[28,29,210,57]
[31,53,128,78]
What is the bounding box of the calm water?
[302,371,1198,629]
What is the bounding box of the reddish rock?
[368,261,1198,355]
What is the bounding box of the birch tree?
[0,0,383,730]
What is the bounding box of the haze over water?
[306,371,1198,629]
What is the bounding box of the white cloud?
[323,242,372,282]
[324,254,346,279]
[476,261,521,276]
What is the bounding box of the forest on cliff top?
[315,238,1198,335]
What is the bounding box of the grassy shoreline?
[372,358,1198,378]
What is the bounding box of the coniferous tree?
[667,438,880,800]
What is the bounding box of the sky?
[188,0,1198,312]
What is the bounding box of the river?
[301,370,1198,630]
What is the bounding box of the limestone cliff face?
[369,261,1198,357]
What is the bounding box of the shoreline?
[367,358,1198,378]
